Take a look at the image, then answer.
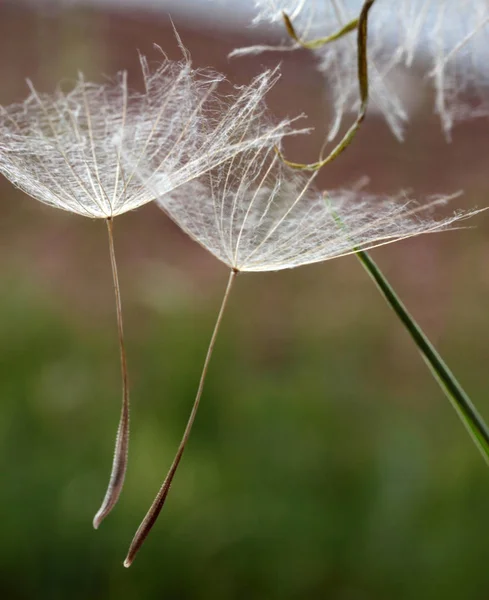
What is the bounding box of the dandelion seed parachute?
[0,49,292,529]
[158,143,471,273]
[124,135,476,566]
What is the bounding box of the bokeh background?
[2,1,489,598]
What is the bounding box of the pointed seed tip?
[123,558,132,568]
[92,512,103,530]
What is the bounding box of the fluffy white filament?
[156,140,472,272]
[235,0,489,138]
[0,52,289,218]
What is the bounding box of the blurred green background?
[2,2,489,599]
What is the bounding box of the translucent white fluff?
[0,51,288,218]
[235,0,489,138]
[156,141,471,272]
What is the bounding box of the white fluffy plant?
[233,0,489,139]
[123,134,473,567]
[0,47,292,530]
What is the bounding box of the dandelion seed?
[233,0,489,138]
[0,48,290,530]
[123,136,474,567]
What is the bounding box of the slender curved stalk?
[124,268,238,567]
[282,11,359,50]
[357,249,489,464]
[277,0,375,171]
[93,217,130,529]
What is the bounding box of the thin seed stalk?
[124,268,238,567]
[356,249,489,464]
[93,217,130,529]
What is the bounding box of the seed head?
[0,49,290,218]
[157,139,472,272]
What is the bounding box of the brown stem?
[123,268,238,567]
[93,217,130,529]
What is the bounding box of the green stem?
[282,11,359,50]
[278,0,375,172]
[356,249,489,464]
